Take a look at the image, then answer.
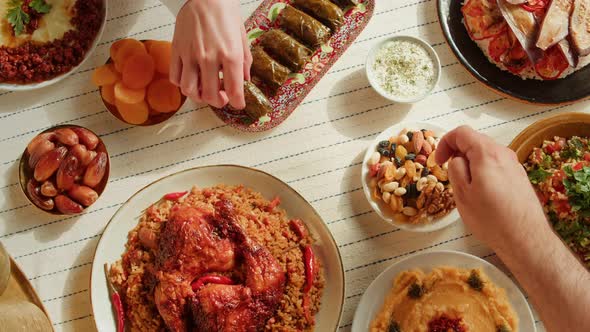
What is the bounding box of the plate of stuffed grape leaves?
[211,0,374,132]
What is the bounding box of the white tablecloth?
[2,0,586,330]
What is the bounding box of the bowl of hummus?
[0,0,107,91]
[351,250,536,332]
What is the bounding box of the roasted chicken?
[190,200,286,332]
[154,205,236,332]
[570,0,590,56]
[537,0,573,50]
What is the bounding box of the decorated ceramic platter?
[211,0,374,131]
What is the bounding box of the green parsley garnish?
[6,0,52,36]
[528,167,551,185]
[563,165,590,217]
[30,0,52,14]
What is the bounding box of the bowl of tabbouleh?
[366,35,440,103]
[510,112,590,270]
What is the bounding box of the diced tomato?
[584,152,590,161]
[488,32,511,62]
[535,189,549,205]
[552,170,566,192]
[573,162,584,171]
[545,142,562,154]
[530,148,544,164]
[535,45,570,80]
[462,0,507,40]
[554,199,571,214]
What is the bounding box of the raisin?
[379,140,390,148]
[405,153,416,161]
[408,282,424,299]
[407,131,414,141]
[388,321,401,332]
[467,270,484,291]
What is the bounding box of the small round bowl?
[19,125,110,215]
[509,112,590,162]
[0,0,108,91]
[366,35,441,103]
[361,121,459,232]
[101,40,187,126]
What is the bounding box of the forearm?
[496,223,590,332]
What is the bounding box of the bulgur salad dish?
[106,184,324,332]
[365,127,456,225]
[524,135,590,269]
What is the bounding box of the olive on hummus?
[370,267,518,332]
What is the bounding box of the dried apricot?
[147,79,181,113]
[148,41,172,74]
[143,40,156,53]
[122,53,155,89]
[113,39,147,72]
[91,64,120,86]
[115,99,149,125]
[101,84,116,105]
[114,81,146,104]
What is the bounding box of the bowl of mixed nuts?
[19,125,110,215]
[361,122,459,232]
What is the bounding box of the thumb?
[447,156,471,201]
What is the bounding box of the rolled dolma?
[258,29,312,72]
[244,81,272,120]
[251,46,291,94]
[278,5,331,48]
[292,0,344,31]
[330,0,359,8]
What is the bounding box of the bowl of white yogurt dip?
[366,35,440,103]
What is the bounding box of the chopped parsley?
[563,165,590,217]
[5,0,52,36]
[527,167,550,184]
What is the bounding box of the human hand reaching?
[435,126,549,254]
[170,0,252,109]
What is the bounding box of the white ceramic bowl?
[361,121,459,232]
[91,165,345,331]
[0,0,108,91]
[351,250,536,332]
[366,35,441,103]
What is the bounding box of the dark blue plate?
[437,0,590,105]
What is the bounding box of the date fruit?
[71,127,99,150]
[56,154,80,190]
[26,132,55,153]
[27,179,54,211]
[68,185,98,206]
[54,128,79,146]
[34,146,68,182]
[28,139,55,169]
[69,144,92,167]
[55,195,84,214]
[83,152,107,188]
[40,181,58,197]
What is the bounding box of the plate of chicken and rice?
[90,165,344,332]
[438,0,590,104]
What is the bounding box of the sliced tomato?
[535,45,570,80]
[552,170,567,193]
[488,32,511,62]
[462,0,507,40]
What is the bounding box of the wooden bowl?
[101,40,187,126]
[19,125,110,215]
[508,112,590,162]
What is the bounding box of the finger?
[241,25,252,81]
[170,53,182,86]
[180,60,200,102]
[201,58,228,108]
[435,125,489,165]
[223,56,246,109]
[447,156,471,199]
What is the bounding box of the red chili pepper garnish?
[302,245,317,324]
[289,219,308,239]
[191,275,234,291]
[164,191,188,201]
[265,196,281,212]
[104,264,125,332]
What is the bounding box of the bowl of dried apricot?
[19,125,110,215]
[91,39,187,126]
